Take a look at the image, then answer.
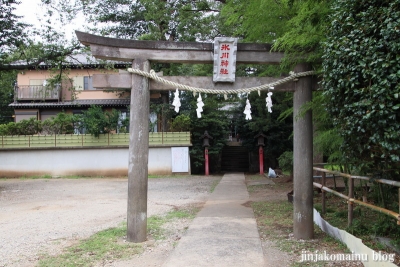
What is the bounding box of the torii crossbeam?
[75,31,315,242]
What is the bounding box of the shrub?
[169,114,191,132]
[278,151,293,174]
[17,118,42,135]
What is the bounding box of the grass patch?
[148,208,198,240]
[209,179,220,193]
[18,174,53,180]
[314,193,400,253]
[247,184,271,193]
[247,174,265,181]
[252,200,350,266]
[38,206,200,267]
[37,222,143,267]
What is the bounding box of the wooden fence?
[313,166,400,227]
[0,132,191,148]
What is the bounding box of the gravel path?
[0,176,220,267]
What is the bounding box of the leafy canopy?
[43,0,224,41]
[221,0,331,68]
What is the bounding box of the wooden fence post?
[322,171,326,214]
[348,177,354,227]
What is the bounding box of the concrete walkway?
[162,173,265,267]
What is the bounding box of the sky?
[14,0,86,41]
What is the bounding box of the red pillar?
[259,146,264,175]
[205,148,209,176]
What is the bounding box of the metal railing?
[14,85,61,101]
[0,132,191,148]
[313,166,400,227]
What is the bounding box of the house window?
[29,79,44,86]
[84,76,94,90]
[72,76,95,91]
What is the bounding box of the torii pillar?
[75,31,315,242]
[293,63,314,239]
[127,58,150,241]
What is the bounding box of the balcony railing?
[14,85,61,101]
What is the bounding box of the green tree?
[17,118,42,135]
[0,0,28,64]
[221,0,332,68]
[41,112,75,134]
[175,92,229,173]
[233,91,293,167]
[169,114,191,132]
[104,108,121,133]
[0,0,83,71]
[83,106,108,137]
[43,0,224,42]
[82,106,122,137]
[0,0,85,120]
[0,71,16,124]
[322,0,400,178]
[221,0,341,166]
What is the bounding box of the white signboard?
[171,147,189,173]
[213,37,238,83]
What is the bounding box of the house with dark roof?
[9,54,163,129]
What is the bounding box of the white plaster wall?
[0,147,190,177]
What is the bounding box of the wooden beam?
[76,30,273,51]
[75,31,284,64]
[90,45,283,64]
[93,74,296,92]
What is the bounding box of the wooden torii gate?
[75,31,315,242]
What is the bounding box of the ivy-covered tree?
[322,0,400,178]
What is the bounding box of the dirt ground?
[1,174,396,267]
[0,176,220,267]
